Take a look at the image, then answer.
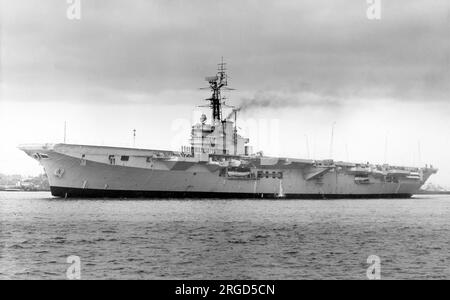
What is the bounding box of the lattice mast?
[204,58,230,123]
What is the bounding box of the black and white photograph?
[1,0,449,285]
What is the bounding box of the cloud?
[1,0,449,106]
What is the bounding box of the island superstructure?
[19,61,437,198]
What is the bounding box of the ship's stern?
[421,166,439,185]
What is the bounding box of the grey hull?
[18,143,436,199]
[50,186,413,199]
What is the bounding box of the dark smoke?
[227,90,340,118]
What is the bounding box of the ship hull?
[50,186,412,199]
[19,143,436,199]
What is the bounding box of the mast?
[204,58,230,123]
[234,109,238,155]
[63,121,67,143]
[329,122,336,159]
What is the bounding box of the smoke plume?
[227,90,340,118]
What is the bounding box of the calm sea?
[0,191,449,280]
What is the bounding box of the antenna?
[234,109,238,155]
[218,56,227,83]
[312,134,316,159]
[202,58,233,123]
[418,140,422,166]
[305,134,310,159]
[133,129,136,147]
[64,121,67,143]
[329,122,336,158]
[384,132,388,164]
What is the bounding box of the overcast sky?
[1,0,449,186]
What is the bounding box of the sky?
[0,0,449,186]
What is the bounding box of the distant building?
[0,173,49,191]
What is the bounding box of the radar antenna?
[202,58,233,123]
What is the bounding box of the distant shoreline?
[0,189,50,192]
[417,191,450,195]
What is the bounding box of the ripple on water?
[1,192,450,279]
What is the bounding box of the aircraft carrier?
[19,61,437,199]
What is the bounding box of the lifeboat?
[354,176,371,184]
[348,166,370,175]
[386,169,411,176]
[227,166,251,177]
[405,172,421,180]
